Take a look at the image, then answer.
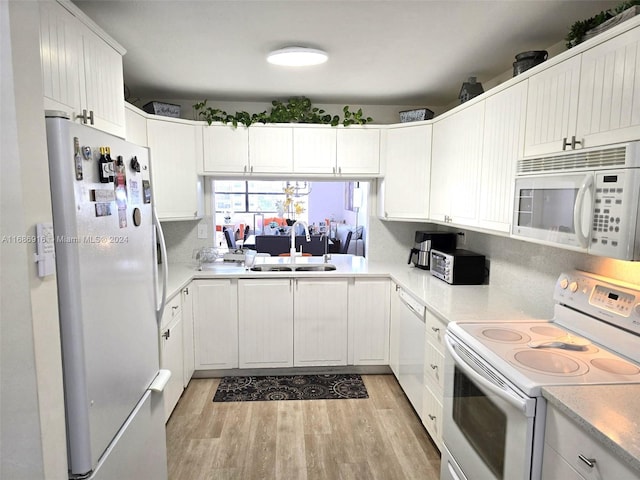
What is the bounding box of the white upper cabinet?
[576,25,640,148]
[248,125,294,173]
[525,23,640,156]
[39,1,126,137]
[124,103,148,146]
[524,55,581,157]
[201,124,249,174]
[379,124,432,221]
[147,118,203,220]
[479,81,528,232]
[292,126,337,174]
[430,101,485,227]
[336,127,381,176]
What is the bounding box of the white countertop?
[162,254,542,324]
[542,384,640,474]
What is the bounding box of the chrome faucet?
[290,221,311,259]
[320,233,331,263]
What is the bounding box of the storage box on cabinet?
[192,279,238,369]
[39,1,126,138]
[542,405,638,479]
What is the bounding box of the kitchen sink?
[249,264,337,272]
[294,265,337,271]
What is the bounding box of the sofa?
[335,224,365,256]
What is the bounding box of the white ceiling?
[72,0,620,108]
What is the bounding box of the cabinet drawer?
[424,340,445,392]
[424,310,445,349]
[421,383,443,451]
[544,406,638,480]
[162,294,182,328]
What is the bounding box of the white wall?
[2,2,67,478]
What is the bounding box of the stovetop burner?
[481,327,530,343]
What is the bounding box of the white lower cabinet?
[294,278,349,367]
[181,284,195,387]
[193,279,238,369]
[348,278,390,365]
[422,307,447,451]
[238,279,294,368]
[160,294,184,422]
[542,404,637,479]
[389,281,402,377]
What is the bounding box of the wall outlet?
[457,231,466,247]
[197,223,208,239]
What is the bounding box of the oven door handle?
[445,336,536,417]
[573,173,593,248]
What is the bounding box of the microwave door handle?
[445,336,534,417]
[573,174,594,248]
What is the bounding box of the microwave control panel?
[590,169,640,259]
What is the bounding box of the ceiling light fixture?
[267,47,328,67]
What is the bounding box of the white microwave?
[512,142,640,261]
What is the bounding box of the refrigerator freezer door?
[89,390,167,480]
[46,116,162,476]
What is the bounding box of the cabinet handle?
[243,165,247,173]
[172,305,179,311]
[578,455,596,468]
[431,326,440,333]
[430,364,438,370]
[571,135,582,149]
[162,329,170,340]
[250,166,254,172]
[76,109,94,125]
[562,137,570,150]
[428,414,436,420]
[339,166,342,174]
[183,287,189,295]
[333,166,336,174]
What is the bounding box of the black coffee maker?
[408,231,457,270]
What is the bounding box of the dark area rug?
[213,374,368,402]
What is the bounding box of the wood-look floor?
[166,374,441,480]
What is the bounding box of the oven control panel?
[555,271,640,332]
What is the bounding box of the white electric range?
[440,270,640,480]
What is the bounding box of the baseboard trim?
[192,365,392,378]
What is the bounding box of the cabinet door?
[524,55,581,157]
[294,278,348,366]
[380,125,431,220]
[238,279,294,368]
[124,103,148,146]
[389,283,401,377]
[293,127,337,174]
[577,26,640,148]
[431,102,484,226]
[147,119,201,220]
[39,1,83,118]
[181,285,194,387]
[193,279,238,369]
[348,278,390,365]
[202,124,249,173]
[248,125,293,173]
[479,82,527,232]
[160,313,183,422]
[336,128,380,176]
[80,24,125,138]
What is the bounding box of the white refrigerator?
[45,112,168,479]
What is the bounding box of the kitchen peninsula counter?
[162,254,544,324]
[542,384,640,474]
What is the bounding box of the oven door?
[442,334,538,480]
[512,172,594,250]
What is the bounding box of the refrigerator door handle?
[149,369,172,392]
[153,208,168,323]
